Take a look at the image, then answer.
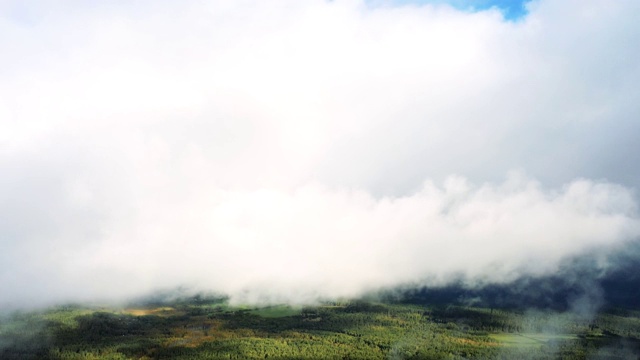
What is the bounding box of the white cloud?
[0,0,639,307]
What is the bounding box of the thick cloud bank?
[1,0,640,308]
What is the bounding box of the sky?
[1,0,640,308]
[378,0,529,20]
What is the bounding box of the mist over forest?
[1,0,639,316]
[2,1,640,358]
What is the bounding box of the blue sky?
[383,0,530,20]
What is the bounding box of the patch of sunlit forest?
[1,296,639,359]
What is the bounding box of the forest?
[1,294,639,359]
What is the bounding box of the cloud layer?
[1,0,639,308]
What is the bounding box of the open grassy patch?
[489,333,578,347]
[122,307,179,317]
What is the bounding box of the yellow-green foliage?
[1,301,639,359]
